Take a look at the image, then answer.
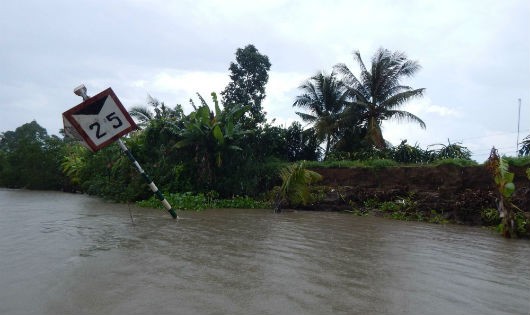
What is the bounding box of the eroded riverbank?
[310,165,530,228]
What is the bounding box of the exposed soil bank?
[307,165,530,225]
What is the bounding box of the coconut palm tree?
[335,48,426,148]
[293,71,350,159]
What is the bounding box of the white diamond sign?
[62,88,137,152]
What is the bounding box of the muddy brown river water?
[0,189,529,315]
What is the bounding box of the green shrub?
[363,198,380,209]
[514,212,529,236]
[380,201,402,212]
[378,200,406,220]
[481,208,501,226]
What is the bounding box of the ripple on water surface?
[0,190,529,315]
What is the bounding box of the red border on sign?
[62,88,138,152]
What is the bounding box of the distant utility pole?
[516,98,521,156]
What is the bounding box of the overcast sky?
[1,0,529,161]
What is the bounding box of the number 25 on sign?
[62,87,137,152]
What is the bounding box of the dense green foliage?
[0,121,65,190]
[303,139,475,168]
[503,155,530,167]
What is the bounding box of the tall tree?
[335,48,426,148]
[293,71,349,159]
[221,44,271,127]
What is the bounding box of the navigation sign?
[62,88,137,152]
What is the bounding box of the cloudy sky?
[1,0,529,161]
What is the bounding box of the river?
[0,189,529,315]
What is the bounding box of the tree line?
[2,45,505,202]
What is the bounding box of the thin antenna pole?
[516,98,522,156]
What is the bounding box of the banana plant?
[174,92,250,185]
[486,147,516,237]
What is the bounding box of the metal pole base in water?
[116,139,178,219]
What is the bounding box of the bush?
[380,201,402,212]
[480,208,501,226]
[514,212,529,236]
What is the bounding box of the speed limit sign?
[62,88,137,152]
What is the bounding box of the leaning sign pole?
[63,84,178,219]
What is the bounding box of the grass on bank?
[303,158,480,169]
[304,155,530,169]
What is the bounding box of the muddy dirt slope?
[309,165,529,224]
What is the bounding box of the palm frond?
[129,106,154,126]
[279,162,322,206]
[397,59,422,77]
[380,88,425,109]
[295,111,318,123]
[385,110,426,129]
